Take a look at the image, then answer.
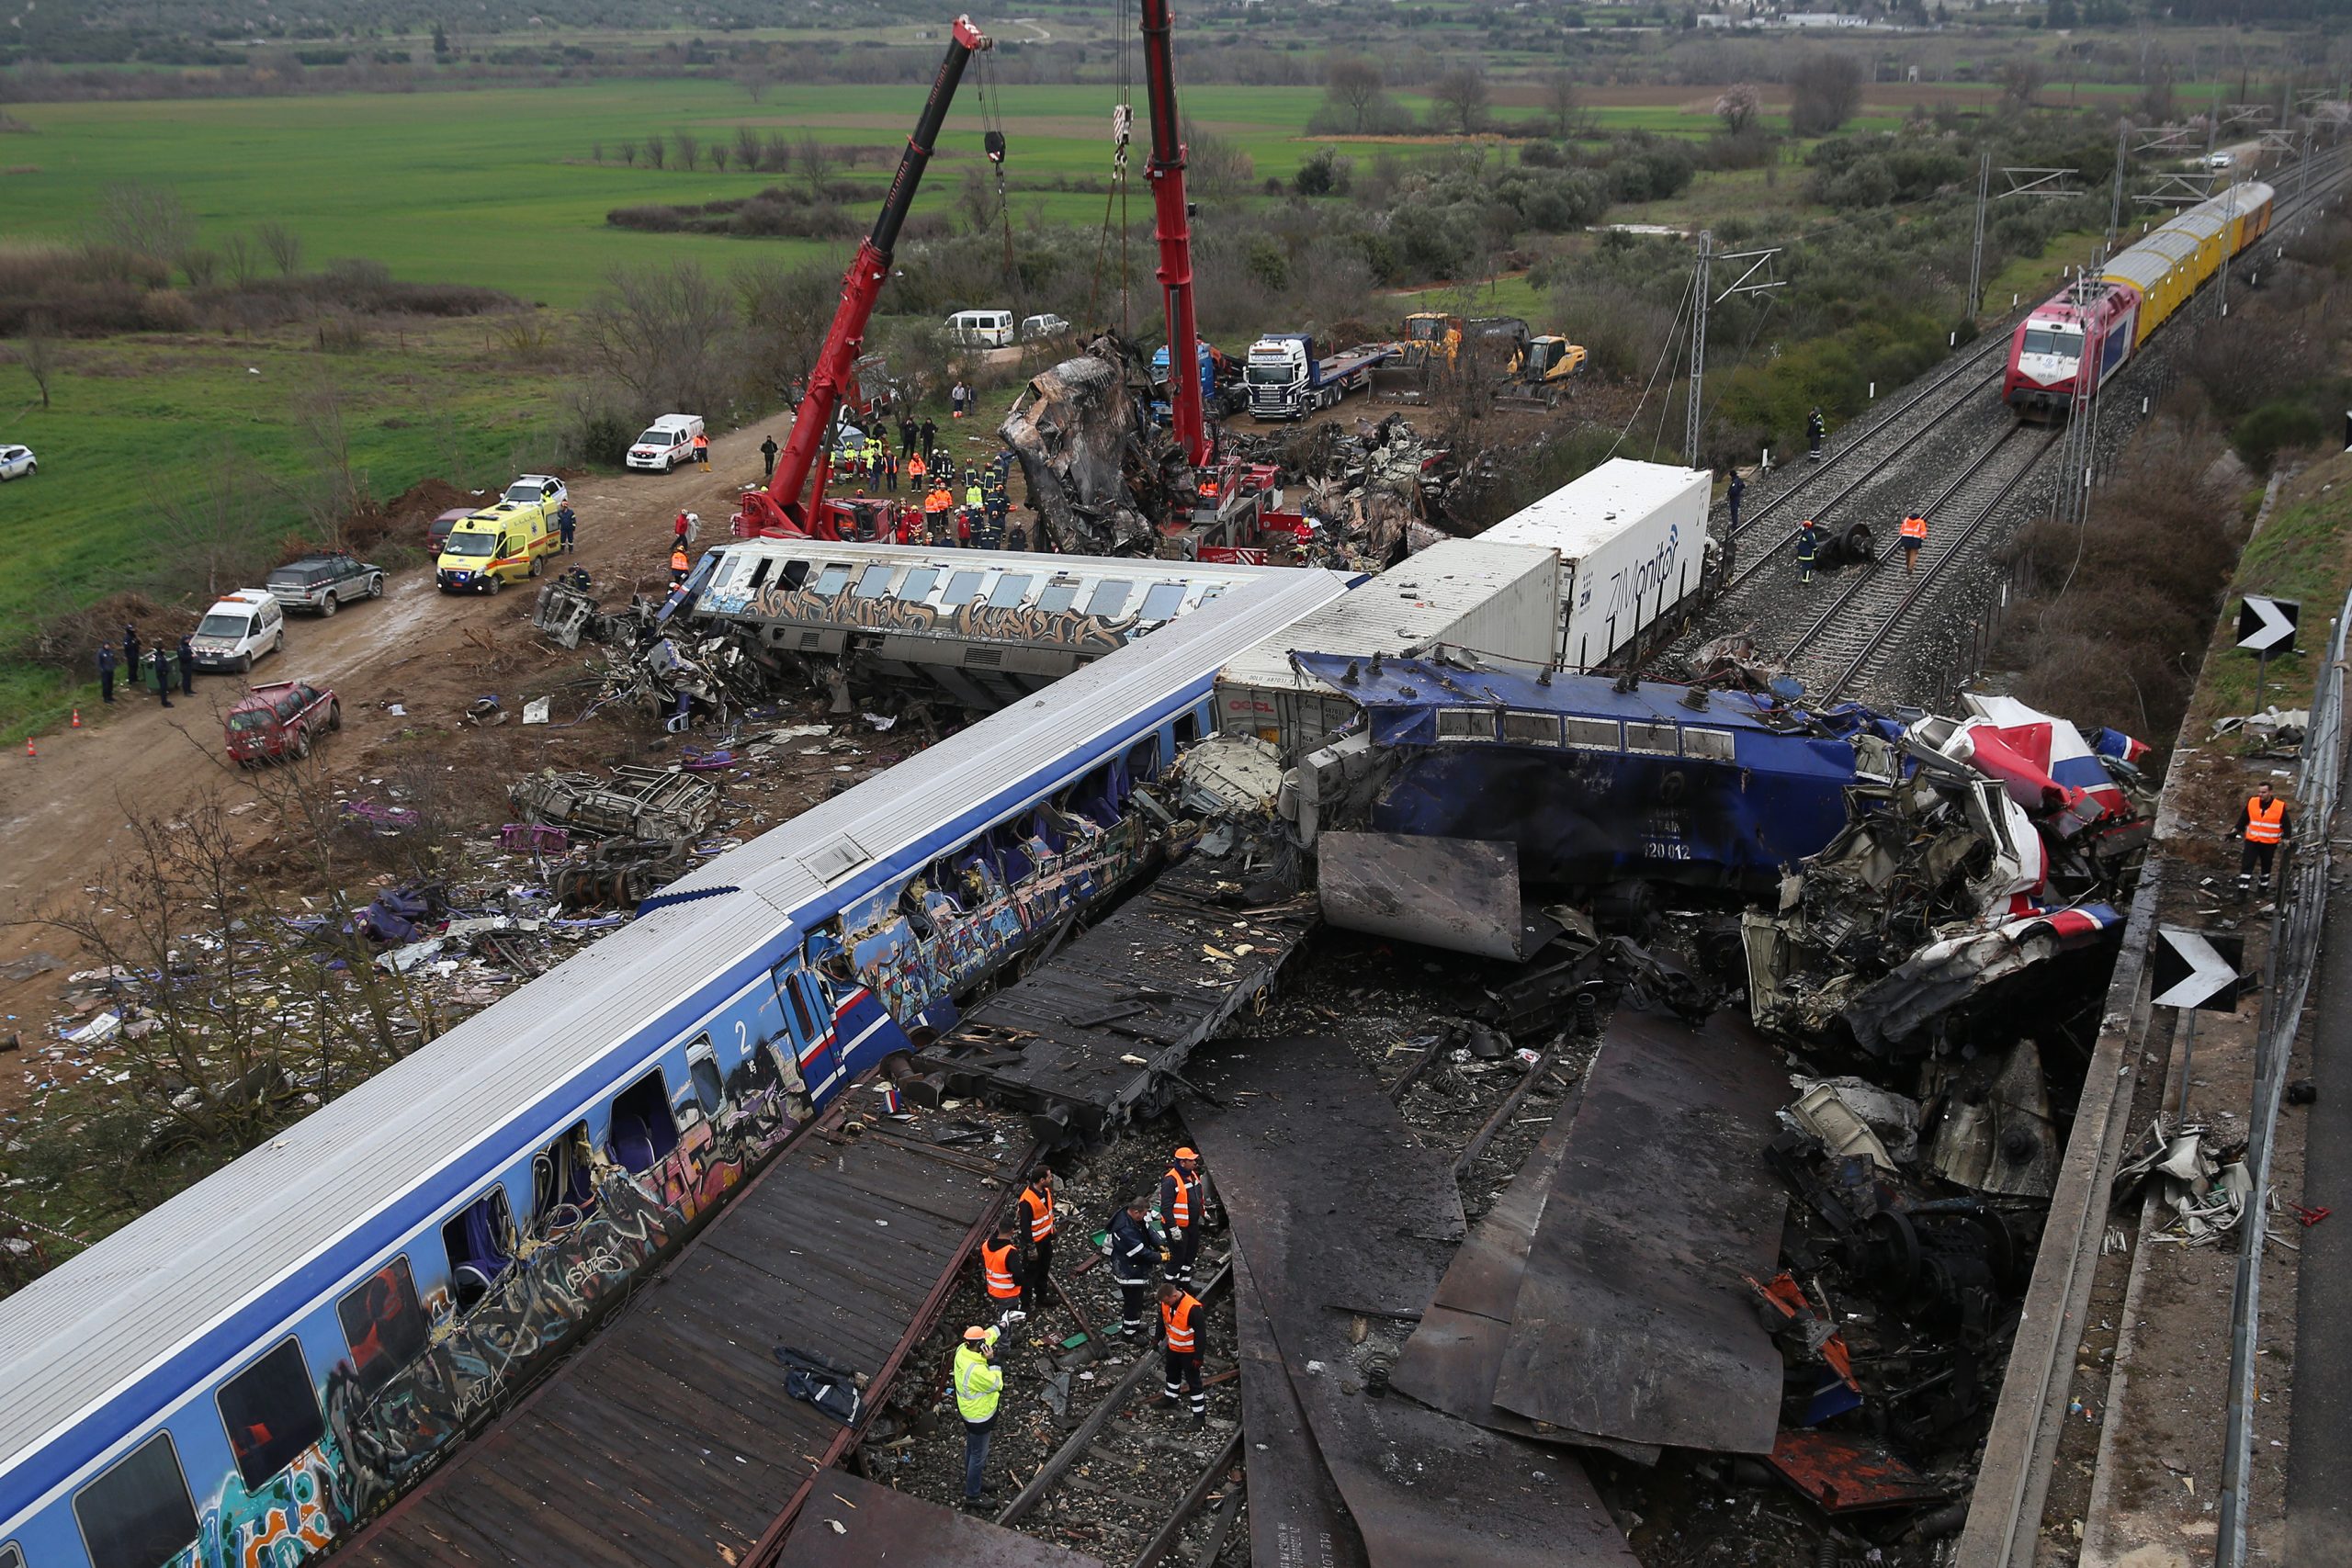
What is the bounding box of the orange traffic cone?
[70,707,81,729]
[23,737,34,759]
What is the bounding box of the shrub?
[2232,400,2328,473]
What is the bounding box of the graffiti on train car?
[744,579,1142,654]
[171,1447,345,1568]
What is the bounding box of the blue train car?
[0,569,1349,1568]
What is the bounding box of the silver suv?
[267,552,385,616]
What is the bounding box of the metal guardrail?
[2216,586,2352,1565]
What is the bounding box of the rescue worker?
[1795,518,1819,585]
[122,626,142,691]
[979,1215,1027,1328]
[1156,1280,1207,1428]
[96,643,116,705]
[883,444,899,494]
[761,433,780,480]
[1726,468,1746,531]
[2233,780,2291,897]
[558,502,577,553]
[1016,1168,1058,1320]
[670,545,691,589]
[965,481,985,516]
[1806,407,1826,461]
[1158,1147,1203,1287]
[694,428,710,468]
[1897,508,1927,577]
[908,449,929,490]
[1105,1194,1157,1339]
[178,635,195,696]
[952,1324,1004,1507]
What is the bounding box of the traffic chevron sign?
[2237,594,2300,655]
[2152,927,2246,1012]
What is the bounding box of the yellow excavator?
[1369,311,1464,403]
[1495,333,1588,409]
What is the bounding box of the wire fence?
[2217,584,2352,1566]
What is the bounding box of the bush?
[1295,147,1352,197]
[2232,400,2328,473]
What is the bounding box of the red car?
[226,680,341,765]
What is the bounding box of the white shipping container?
[1479,458,1711,670]
[1216,538,1561,759]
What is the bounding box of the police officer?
[1015,1168,1058,1320]
[1105,1194,1157,1340]
[122,625,142,691]
[150,646,174,708]
[1796,518,1819,585]
[1158,1146,1203,1287]
[1806,407,1826,461]
[761,433,780,479]
[920,415,938,459]
[952,1324,1004,1507]
[178,634,196,696]
[979,1215,1027,1328]
[96,643,116,705]
[1726,468,1746,531]
[1156,1280,1207,1428]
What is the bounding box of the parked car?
[225,680,340,766]
[626,416,705,472]
[428,507,474,553]
[502,474,568,516]
[0,445,34,480]
[946,309,1014,348]
[188,591,287,674]
[1020,313,1071,342]
[267,551,385,616]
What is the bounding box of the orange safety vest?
[1019,1185,1055,1243]
[1900,514,1928,541]
[925,489,952,513]
[670,548,690,574]
[2246,796,2285,845]
[1163,1167,1193,1229]
[981,1238,1021,1299]
[909,455,927,479]
[1161,1293,1200,1353]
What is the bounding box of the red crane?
[1138,0,1209,471]
[737,17,992,539]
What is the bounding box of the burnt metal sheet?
[779,1472,1104,1568]
[1185,1037,1635,1568]
[1232,1243,1369,1568]
[343,1100,1035,1568]
[1317,831,1556,962]
[1766,1430,1949,1515]
[1489,1010,1789,1456]
[917,855,1319,1141]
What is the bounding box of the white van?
[946,310,1014,348]
[188,590,287,674]
[626,414,706,472]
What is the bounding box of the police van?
[187,590,288,673]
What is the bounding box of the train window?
[73,1431,198,1568]
[1139,581,1188,622]
[217,1337,325,1490]
[1500,712,1562,746]
[744,557,774,592]
[690,1049,725,1117]
[533,1121,596,1226]
[988,574,1034,609]
[337,1258,427,1392]
[1125,736,1163,781]
[1562,717,1621,751]
[812,564,853,597]
[853,564,895,599]
[778,559,812,591]
[899,567,940,603]
[1199,585,1226,604]
[608,1069,680,1174]
[440,1189,514,1313]
[1435,709,1498,741]
[1174,712,1201,747]
[1681,728,1736,761]
[1088,580,1135,617]
[1623,722,1679,756]
[783,972,820,1040]
[1038,579,1081,613]
[945,570,986,602]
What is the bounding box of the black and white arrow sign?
[2237,594,2300,656]
[2152,927,2246,1012]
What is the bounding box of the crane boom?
[738,16,991,538]
[1137,0,1209,470]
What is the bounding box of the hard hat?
[1175,1146,1199,1161]
[964,1325,989,1341]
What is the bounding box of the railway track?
[1781,422,2060,702]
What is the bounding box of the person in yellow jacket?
[965,482,984,511]
[953,1325,1004,1507]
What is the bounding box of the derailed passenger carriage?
[0,570,1348,1568]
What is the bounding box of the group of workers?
[953,1146,1212,1508]
[96,625,197,708]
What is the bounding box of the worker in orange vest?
[1897,509,1928,577]
[909,450,929,487]
[979,1216,1027,1328]
[1156,1280,1207,1427]
[1157,1147,1203,1287]
[2233,780,2291,897]
[669,545,690,588]
[1016,1169,1058,1318]
[693,429,710,468]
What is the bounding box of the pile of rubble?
[1001,333,1197,557]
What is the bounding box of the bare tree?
[735,123,763,172]
[675,129,701,171]
[739,67,771,104]
[763,130,792,174]
[711,142,730,173]
[155,439,268,596]
[1430,65,1492,136]
[1716,83,1761,133]
[257,219,303,276]
[592,140,605,164]
[84,182,195,269]
[1788,53,1864,136]
[645,131,667,170]
[797,130,835,198]
[1183,123,1256,201]
[617,138,639,166]
[17,314,55,410]
[220,231,260,288]
[576,259,739,415]
[285,373,367,550]
[181,248,221,288]
[1999,58,2048,112]
[1541,68,1579,140]
[736,259,841,404]
[1326,55,1385,133]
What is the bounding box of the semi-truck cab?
[1244,334,1394,422]
[1150,343,1242,423]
